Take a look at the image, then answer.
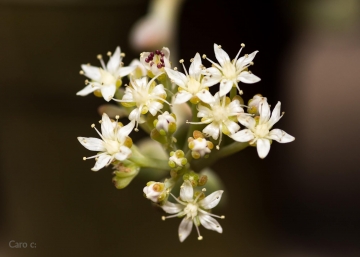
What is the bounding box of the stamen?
[120,53,125,57]
[202,54,207,59]
[85,80,89,85]
[79,70,84,75]
[234,43,245,62]
[91,124,105,140]
[115,115,120,120]
[195,224,202,240]
[174,67,178,71]
[97,54,106,70]
[162,214,179,220]
[190,58,194,63]
[179,59,188,76]
[83,157,86,161]
[107,51,112,56]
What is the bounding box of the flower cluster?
[76,43,294,242]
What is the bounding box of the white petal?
[114,146,131,161]
[199,214,223,233]
[259,101,271,125]
[164,67,187,88]
[129,108,140,121]
[117,121,135,142]
[203,123,220,140]
[91,154,112,171]
[228,100,243,114]
[230,129,255,142]
[197,104,212,118]
[118,65,136,77]
[237,114,255,128]
[162,47,170,59]
[223,120,240,135]
[214,43,230,67]
[219,79,233,97]
[77,137,106,151]
[268,101,282,128]
[148,101,163,116]
[100,84,116,102]
[189,53,202,80]
[178,218,193,242]
[196,90,215,104]
[198,190,224,209]
[106,46,121,73]
[101,113,114,139]
[76,84,97,96]
[256,138,271,159]
[202,67,222,87]
[267,129,295,143]
[237,71,261,84]
[152,84,166,96]
[81,64,101,81]
[236,50,258,70]
[180,180,194,202]
[162,201,183,214]
[174,91,192,104]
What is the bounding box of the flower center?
[133,89,150,106]
[254,124,270,138]
[212,105,228,123]
[104,139,120,155]
[145,50,165,69]
[184,203,198,219]
[100,69,117,85]
[187,77,201,94]
[222,62,237,80]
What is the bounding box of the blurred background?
[1,0,360,256]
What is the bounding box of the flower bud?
[169,150,187,169]
[188,135,212,159]
[112,162,140,189]
[143,181,168,203]
[183,171,199,187]
[154,111,177,136]
[248,94,267,115]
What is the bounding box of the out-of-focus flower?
[161,180,224,242]
[78,113,134,171]
[77,47,135,101]
[231,101,295,158]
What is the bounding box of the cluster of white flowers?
[76,44,294,242]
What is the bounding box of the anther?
[115,115,120,120]
[245,54,249,58]
[99,120,102,124]
[198,236,203,240]
[140,53,144,57]
[221,215,225,219]
[202,54,207,59]
[161,216,166,221]
[202,188,206,192]
[241,43,245,47]
[179,59,184,64]
[107,51,112,56]
[91,124,95,128]
[218,45,222,48]
[190,58,194,63]
[173,67,178,71]
[250,62,254,65]
[97,54,102,60]
[83,157,86,161]
[120,53,125,57]
[135,128,139,132]
[240,90,243,95]
[79,70,84,75]
[216,145,220,150]
[85,79,89,85]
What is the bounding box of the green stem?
[129,145,169,170]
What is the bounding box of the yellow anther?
[221,215,225,219]
[202,188,206,192]
[91,124,95,128]
[120,53,125,57]
[198,236,203,240]
[190,58,194,63]
[97,54,102,59]
[202,54,207,59]
[107,51,112,56]
[241,43,245,47]
[161,216,166,221]
[179,59,184,63]
[79,70,84,75]
[218,45,222,48]
[83,157,86,161]
[173,67,178,71]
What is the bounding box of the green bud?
[112,162,140,189]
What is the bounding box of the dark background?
[1,0,360,256]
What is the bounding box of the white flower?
[161,180,224,242]
[230,101,295,158]
[155,111,176,135]
[188,137,213,159]
[247,94,267,115]
[113,75,170,130]
[140,47,171,76]
[78,113,134,171]
[77,46,135,102]
[202,43,261,96]
[168,150,187,169]
[164,53,214,104]
[191,93,244,149]
[143,182,167,203]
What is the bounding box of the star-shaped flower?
[161,180,224,242]
[78,113,134,171]
[202,43,260,96]
[190,93,244,149]
[112,75,170,130]
[77,46,135,101]
[164,53,214,104]
[230,101,295,158]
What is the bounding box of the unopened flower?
[161,180,224,242]
[112,75,170,130]
[165,53,214,104]
[191,93,244,149]
[188,131,213,159]
[154,111,177,135]
[143,181,167,202]
[230,101,295,158]
[247,94,267,115]
[78,113,134,171]
[77,47,135,101]
[202,43,260,96]
[169,150,187,169]
[140,47,171,76]
[128,58,147,80]
[112,161,140,189]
